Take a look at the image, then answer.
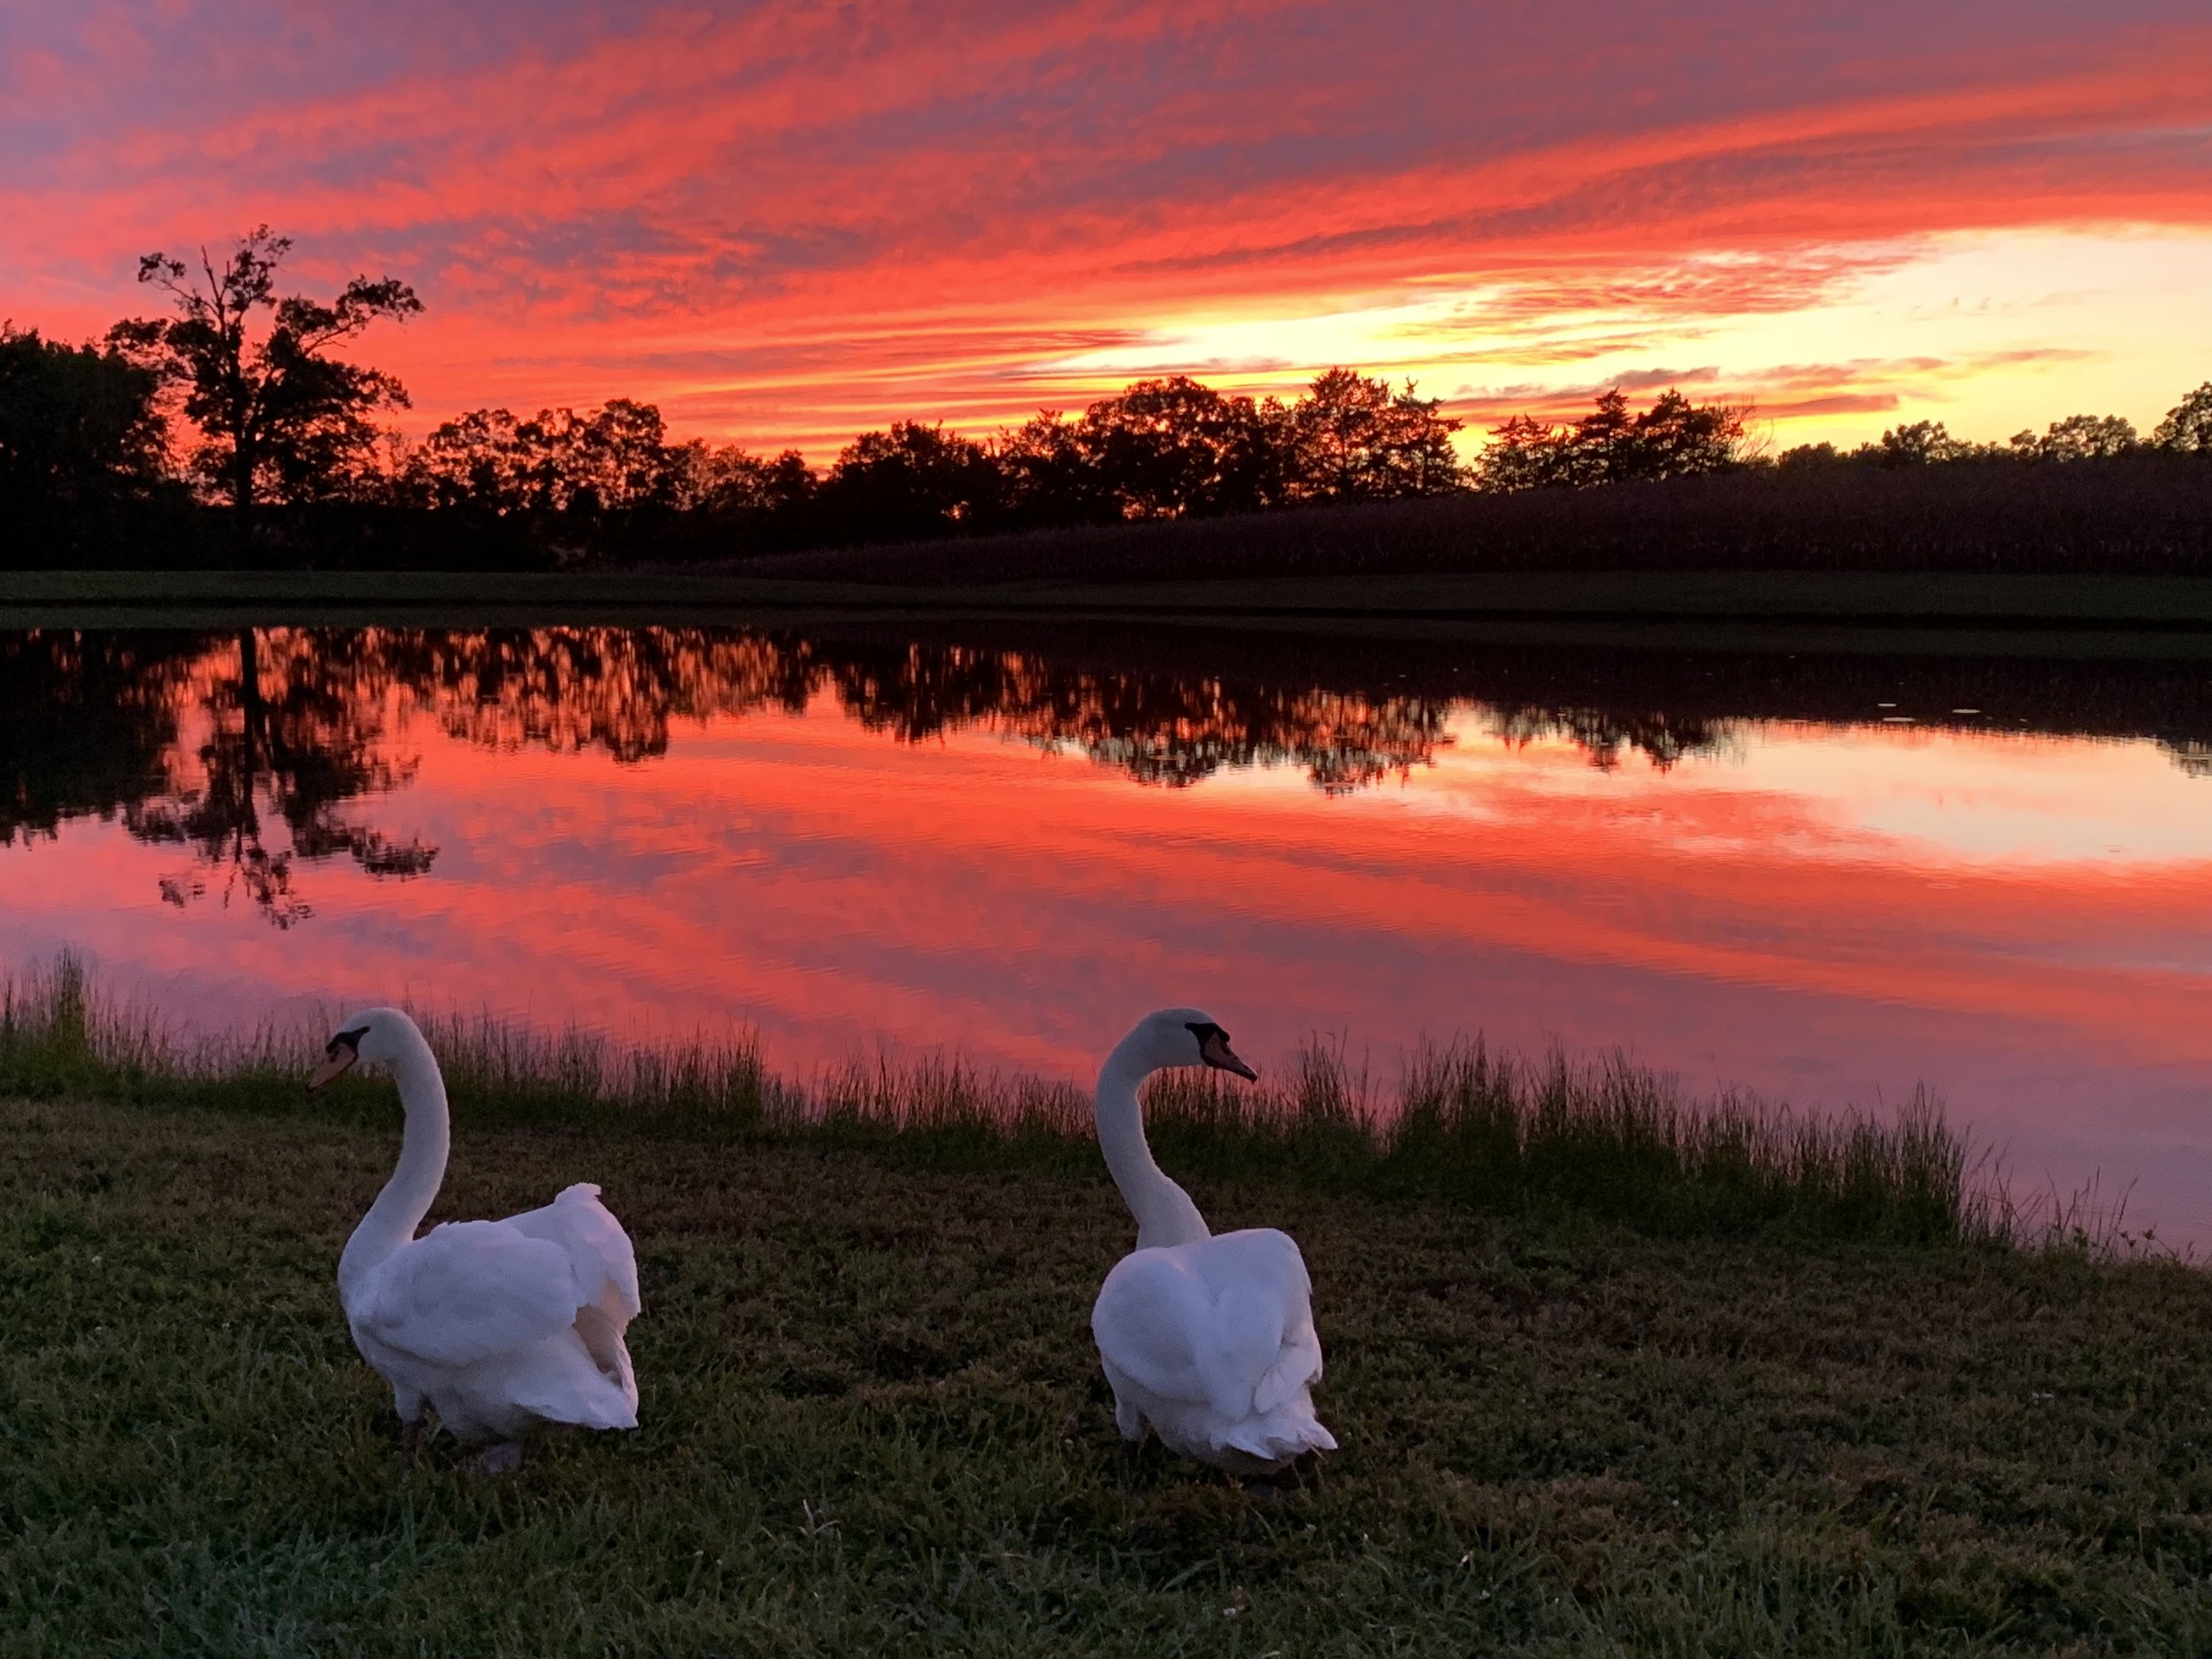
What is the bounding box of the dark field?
[11,452,2212,588]
[8,1091,2212,1657]
[737,457,2212,586]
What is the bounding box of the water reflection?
[2,631,437,926]
[3,623,2206,932]
[4,619,2208,1240]
[8,626,1477,923]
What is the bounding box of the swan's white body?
[324,1009,641,1449]
[1089,1010,1337,1474]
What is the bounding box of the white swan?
[310,1008,641,1472]
[1088,1008,1338,1475]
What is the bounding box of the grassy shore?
[1,962,1980,1245]
[9,565,2212,621]
[11,1085,2212,1655]
[9,568,2212,667]
[6,974,2212,1653]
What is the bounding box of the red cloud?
[3,3,2207,450]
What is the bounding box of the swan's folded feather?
[1253,1321,1325,1415]
[1092,1227,1325,1430]
[506,1183,642,1323]
[1092,1251,1218,1407]
[502,1183,642,1399]
[350,1221,580,1367]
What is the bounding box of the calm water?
[4,625,2209,1237]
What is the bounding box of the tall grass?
[1,956,1992,1243]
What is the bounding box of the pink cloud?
[3,3,2207,450]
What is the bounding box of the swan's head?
[1125,1007,1259,1081]
[307,1006,420,1093]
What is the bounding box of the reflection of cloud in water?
[1403,712,2212,872]
[4,625,2208,936]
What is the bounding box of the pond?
[4,622,2208,1240]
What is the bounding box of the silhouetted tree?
[817,420,1003,542]
[1286,368,1462,503]
[1075,376,1290,518]
[993,411,1115,528]
[406,407,535,513]
[2153,383,2212,454]
[107,227,420,538]
[0,326,173,552]
[2009,413,2138,463]
[407,399,677,518]
[1471,412,1568,492]
[1773,441,1846,472]
[1473,387,1747,490]
[662,442,804,514]
[1873,420,1985,466]
[1620,389,1747,480]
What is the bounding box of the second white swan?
[311,1007,642,1472]
[1088,1008,1338,1475]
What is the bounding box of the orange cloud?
[4,4,2208,452]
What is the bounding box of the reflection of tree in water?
[129,630,437,926]
[1,629,437,927]
[375,628,818,763]
[12,625,2205,931]
[819,641,1450,791]
[1484,705,1730,771]
[5,626,1455,930]
[367,629,1449,792]
[0,632,198,845]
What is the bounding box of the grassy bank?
[8,565,2212,625]
[10,569,2212,673]
[9,1082,2212,1655]
[2,960,1980,1245]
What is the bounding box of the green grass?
[2,957,1982,1245]
[7,1083,2212,1655]
[12,959,2208,1653]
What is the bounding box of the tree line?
[4,227,2208,567]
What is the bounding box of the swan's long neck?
[338,1029,449,1298]
[1096,1035,1210,1250]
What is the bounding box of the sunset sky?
[6,2,2211,458]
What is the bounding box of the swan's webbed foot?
[472,1440,526,1478]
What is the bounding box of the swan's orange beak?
[307,1038,360,1094]
[1200,1029,1259,1082]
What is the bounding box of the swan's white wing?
[1204,1228,1325,1415]
[1220,1229,1324,1412]
[1093,1229,1319,1424]
[1094,1250,1227,1411]
[503,1183,641,1398]
[504,1183,641,1325]
[350,1220,580,1369]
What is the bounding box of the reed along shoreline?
[5,955,2001,1246]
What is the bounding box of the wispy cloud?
[3,2,2207,451]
